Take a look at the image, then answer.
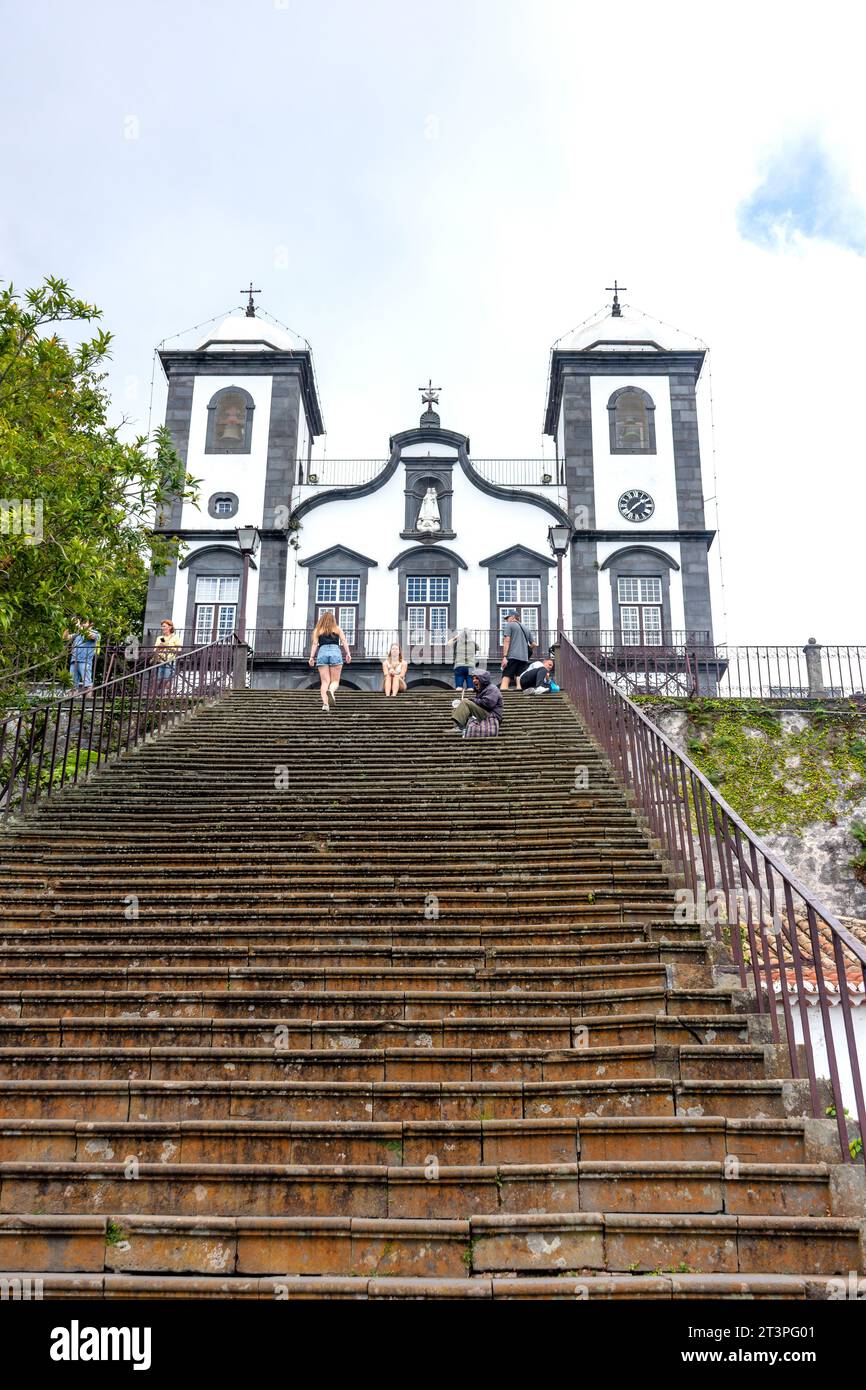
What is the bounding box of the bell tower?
[544,290,715,647]
[144,295,324,643]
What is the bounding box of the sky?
[2,0,866,643]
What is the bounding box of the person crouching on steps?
[448,670,503,739]
[308,612,351,711]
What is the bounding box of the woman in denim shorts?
[308,611,351,711]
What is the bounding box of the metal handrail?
[557,633,866,1163]
[0,640,237,822]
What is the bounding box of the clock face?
[618,488,655,523]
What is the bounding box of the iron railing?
[245,628,562,663]
[469,459,561,487]
[582,643,866,700]
[292,458,562,488]
[558,633,866,1163]
[294,459,388,487]
[0,641,237,822]
[147,628,563,663]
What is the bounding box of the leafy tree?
[0,277,197,676]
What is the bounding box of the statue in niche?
[416,485,441,533]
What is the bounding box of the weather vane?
[241,282,262,317]
[605,280,627,317]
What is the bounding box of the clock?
[618,488,655,523]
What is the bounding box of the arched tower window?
[607,386,656,454]
[205,386,255,454]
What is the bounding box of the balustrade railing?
[557,634,866,1163]
[0,641,237,822]
[292,458,563,488]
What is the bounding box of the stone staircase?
[0,688,863,1300]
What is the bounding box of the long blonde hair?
[314,611,339,640]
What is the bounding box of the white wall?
[590,374,678,530]
[789,993,866,1117]
[181,374,274,531]
[284,460,562,633]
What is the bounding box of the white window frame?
[617,576,663,646]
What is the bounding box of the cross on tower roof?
[241,283,262,317]
[419,378,441,410]
[605,280,627,317]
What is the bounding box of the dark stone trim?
[607,385,657,455]
[179,544,257,571]
[181,547,245,636]
[399,531,457,542]
[480,544,555,570]
[292,450,402,520]
[573,529,715,547]
[389,426,468,452]
[299,545,378,570]
[403,466,454,534]
[480,547,551,639]
[159,349,324,438]
[153,528,289,541]
[204,386,255,454]
[559,375,598,632]
[599,545,680,572]
[207,492,239,519]
[143,370,194,634]
[393,548,461,636]
[255,375,302,633]
[606,550,673,643]
[544,348,706,437]
[388,545,468,572]
[301,545,373,636]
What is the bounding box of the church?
[144,287,717,688]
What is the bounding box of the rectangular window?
[194,602,237,643]
[496,576,541,605]
[498,607,541,647]
[195,576,240,604]
[316,576,360,604]
[406,576,451,605]
[617,576,663,646]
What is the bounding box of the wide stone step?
[0,985,728,1019]
[0,1011,746,1050]
[2,1211,861,1280]
[0,1159,846,1218]
[0,964,676,994]
[0,1043,767,1084]
[0,943,703,969]
[0,1075,815,1122]
[0,1115,825,1168]
[0,1011,751,1053]
[0,923,704,951]
[0,1270,842,1299]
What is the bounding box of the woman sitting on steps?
[381,642,408,697]
[308,612,352,711]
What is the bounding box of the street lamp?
[547,523,572,642]
[235,525,261,643]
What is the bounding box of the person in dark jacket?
[448,669,503,739]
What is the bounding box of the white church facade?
[144,291,717,689]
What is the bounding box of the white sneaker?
[450,698,462,708]
[328,682,338,703]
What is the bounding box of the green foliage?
[0,277,198,672]
[851,822,866,883]
[643,700,866,837]
[105,1219,126,1246]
